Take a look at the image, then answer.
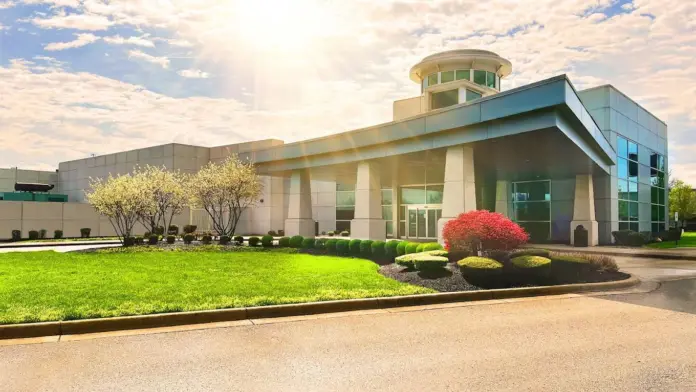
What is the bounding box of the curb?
[549,248,696,261]
[0,241,121,249]
[0,275,640,340]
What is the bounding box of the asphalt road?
[2,276,696,392]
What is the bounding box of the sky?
[0,0,695,182]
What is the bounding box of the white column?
[351,161,385,240]
[495,180,512,218]
[284,170,314,237]
[570,174,599,246]
[437,145,477,244]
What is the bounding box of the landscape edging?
[0,275,640,340]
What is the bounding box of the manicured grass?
[0,250,432,324]
[645,232,696,249]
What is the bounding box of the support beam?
[570,174,599,246]
[494,180,513,218]
[284,170,314,237]
[351,161,385,240]
[438,145,477,244]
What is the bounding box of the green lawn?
[645,232,696,249]
[0,250,432,324]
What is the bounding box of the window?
[440,71,454,83]
[336,183,356,232]
[473,70,487,86]
[431,88,458,110]
[456,70,470,81]
[486,72,496,89]
[617,136,639,231]
[650,151,666,232]
[382,188,393,238]
[466,89,482,102]
[512,180,551,241]
[427,73,438,87]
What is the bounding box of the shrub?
[458,256,504,270]
[340,231,350,237]
[148,234,159,245]
[301,237,315,249]
[327,231,335,237]
[336,239,350,255]
[511,255,552,285]
[349,239,362,255]
[261,235,274,247]
[183,225,197,234]
[53,230,63,240]
[168,225,179,235]
[249,236,261,247]
[289,235,304,248]
[143,231,151,239]
[424,250,449,257]
[315,238,327,250]
[549,252,593,276]
[396,241,407,256]
[326,239,338,254]
[416,244,425,253]
[11,230,21,242]
[123,236,136,247]
[485,250,510,263]
[371,241,386,258]
[413,255,448,271]
[511,255,552,269]
[360,240,373,257]
[166,235,176,244]
[395,254,417,269]
[509,248,550,259]
[153,226,165,236]
[612,230,646,247]
[80,228,91,238]
[183,234,195,244]
[278,237,291,247]
[278,230,285,237]
[576,253,618,272]
[385,241,400,259]
[28,230,39,240]
[267,230,277,236]
[201,234,212,245]
[457,257,505,288]
[220,235,232,245]
[442,210,529,252]
[421,242,443,252]
[39,229,47,239]
[134,236,144,245]
[233,235,244,245]
[405,242,419,254]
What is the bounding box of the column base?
[570,220,599,246]
[285,219,315,237]
[350,219,386,241]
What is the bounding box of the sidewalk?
[528,243,696,261]
[0,240,121,249]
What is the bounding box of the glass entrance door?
[406,206,442,239]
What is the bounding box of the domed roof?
[409,49,512,83]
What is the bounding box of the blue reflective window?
[629,181,638,201]
[618,158,628,179]
[617,137,628,158]
[628,141,638,161]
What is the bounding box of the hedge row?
[273,235,443,259]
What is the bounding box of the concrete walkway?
[0,240,120,249]
[0,243,118,253]
[529,243,696,260]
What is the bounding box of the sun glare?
[233,0,336,52]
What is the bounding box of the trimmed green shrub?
[314,238,327,250]
[413,255,448,271]
[511,255,552,285]
[168,225,179,235]
[349,239,362,255]
[509,248,550,259]
[183,225,197,234]
[424,250,448,257]
[511,255,552,269]
[336,239,350,255]
[416,244,425,253]
[326,239,338,254]
[134,236,144,246]
[395,253,417,269]
[301,237,315,249]
[289,235,304,248]
[153,226,165,236]
[457,257,505,287]
[249,236,261,247]
[360,240,373,257]
[80,228,91,238]
[405,242,419,254]
[11,230,21,241]
[267,230,277,236]
[220,235,232,245]
[233,236,244,245]
[422,242,443,252]
[183,234,195,244]
[340,231,350,237]
[144,231,151,239]
[371,241,386,258]
[396,241,407,256]
[123,236,136,247]
[53,230,63,239]
[385,241,400,259]
[39,229,47,239]
[458,256,504,270]
[278,237,291,247]
[166,235,176,244]
[201,234,212,245]
[261,235,274,247]
[327,231,335,237]
[28,230,39,240]
[148,234,159,245]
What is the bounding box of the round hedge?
[416,244,425,253]
[405,242,419,254]
[396,241,407,256]
[349,239,362,255]
[509,249,550,259]
[413,256,448,271]
[289,235,304,248]
[395,253,420,269]
[457,257,503,270]
[233,235,244,245]
[511,255,552,269]
[248,236,260,247]
[458,257,505,288]
[371,241,386,258]
[360,240,373,257]
[278,236,291,247]
[424,250,449,257]
[385,241,400,258]
[219,235,232,245]
[336,239,350,255]
[261,235,273,247]
[422,242,443,252]
[326,239,338,254]
[314,238,327,250]
[301,237,315,249]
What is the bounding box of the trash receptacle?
[574,225,588,247]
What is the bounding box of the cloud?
[128,49,170,68]
[177,69,209,78]
[31,13,113,30]
[44,32,100,51]
[103,35,155,47]
[0,1,14,9]
[0,23,8,31]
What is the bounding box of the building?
[0,50,669,244]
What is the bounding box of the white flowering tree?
[135,166,188,235]
[86,173,153,244]
[189,155,262,236]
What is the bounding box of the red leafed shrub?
[442,210,529,252]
